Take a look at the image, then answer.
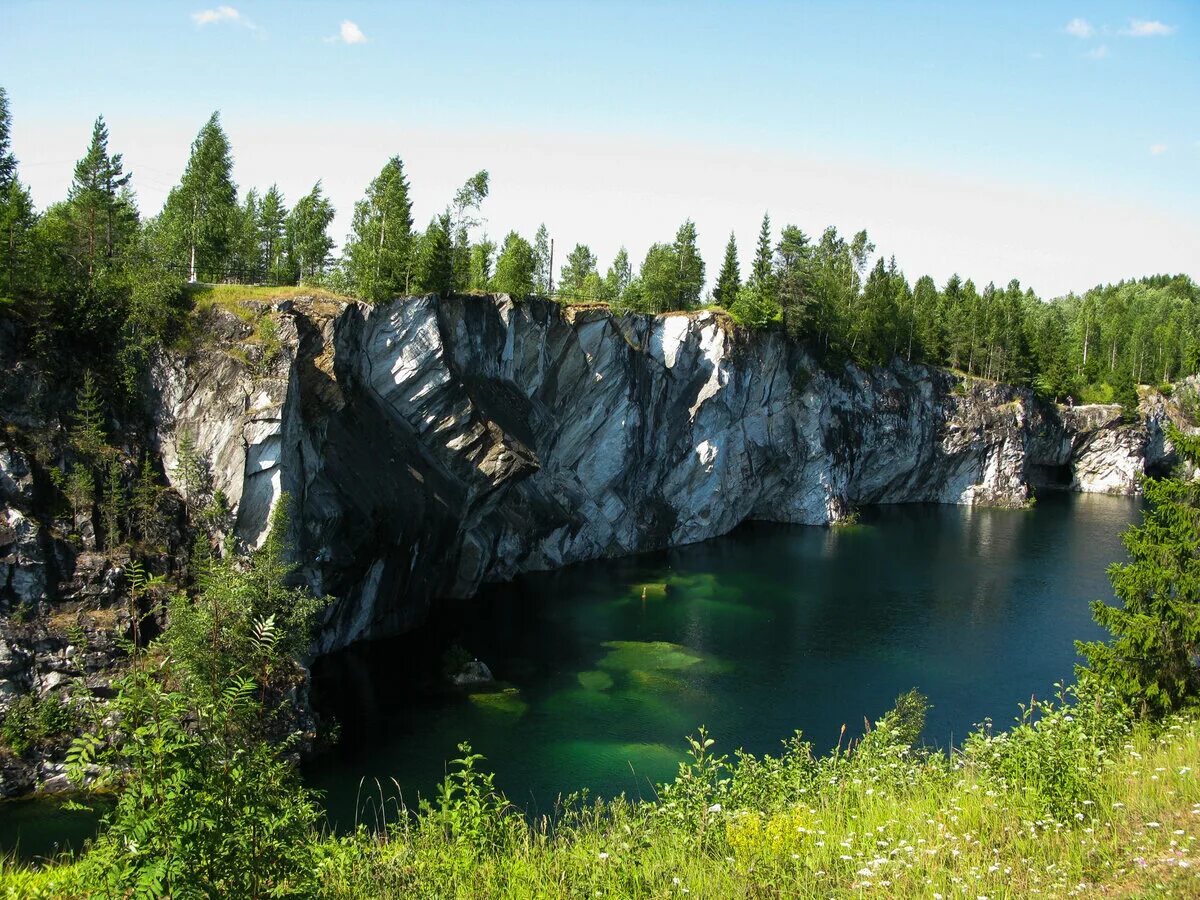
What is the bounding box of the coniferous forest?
[2,89,1197,414]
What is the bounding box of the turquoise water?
[306,492,1139,829]
[0,492,1139,857]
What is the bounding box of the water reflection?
[302,494,1140,831]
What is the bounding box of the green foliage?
[69,371,107,461]
[284,181,336,281]
[413,213,453,296]
[0,691,80,756]
[713,231,740,309]
[66,664,320,898]
[158,111,238,282]
[492,231,536,297]
[557,243,597,300]
[1079,426,1200,714]
[344,157,416,302]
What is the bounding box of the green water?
[306,492,1138,828]
[0,492,1140,857]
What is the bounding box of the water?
[0,492,1139,857]
[306,492,1139,829]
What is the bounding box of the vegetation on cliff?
[0,429,1197,897]
[1,85,1198,423]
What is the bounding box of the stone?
[450,659,495,686]
[148,294,1193,653]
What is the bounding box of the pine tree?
[159,112,238,282]
[1079,427,1200,715]
[776,225,810,337]
[65,465,96,529]
[132,457,163,545]
[713,232,741,309]
[66,116,136,283]
[344,156,415,301]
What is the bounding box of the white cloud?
[1150,144,1168,156]
[1065,18,1094,39]
[191,6,254,28]
[1122,20,1175,37]
[1086,44,1109,59]
[332,20,367,44]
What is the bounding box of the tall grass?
[5,682,1200,898]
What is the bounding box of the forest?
[2,89,1198,412]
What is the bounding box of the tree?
[532,223,551,294]
[0,86,16,189]
[468,237,496,291]
[344,156,415,302]
[102,460,125,551]
[71,371,108,460]
[713,232,741,309]
[258,185,288,285]
[604,247,632,303]
[636,243,679,314]
[413,213,453,296]
[282,182,334,281]
[492,231,536,297]
[159,112,238,282]
[232,187,261,280]
[750,213,775,298]
[671,219,705,310]
[1079,427,1200,715]
[558,243,597,299]
[776,225,810,337]
[450,170,489,291]
[65,116,135,283]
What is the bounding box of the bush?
[0,691,80,756]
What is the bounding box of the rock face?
[151,295,1189,653]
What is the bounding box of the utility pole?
[548,238,554,297]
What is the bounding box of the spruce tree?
[344,156,415,301]
[1079,427,1200,715]
[468,237,495,291]
[672,219,704,310]
[102,459,125,551]
[258,185,288,284]
[604,247,632,302]
[0,87,16,189]
[750,213,774,293]
[413,213,453,296]
[71,371,108,460]
[713,231,741,309]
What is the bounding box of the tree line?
[2,89,1197,409]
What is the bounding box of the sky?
[1,0,1197,298]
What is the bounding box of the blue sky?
[1,1,1197,296]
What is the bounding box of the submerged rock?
[150,294,1193,652]
[450,659,495,686]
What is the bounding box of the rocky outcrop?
[151,295,1190,653]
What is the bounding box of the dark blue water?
[306,492,1138,828]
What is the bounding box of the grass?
[4,685,1200,897]
[186,283,350,322]
[309,700,1200,899]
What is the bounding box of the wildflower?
[598,852,609,861]
[1147,822,1162,829]
[707,803,721,813]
